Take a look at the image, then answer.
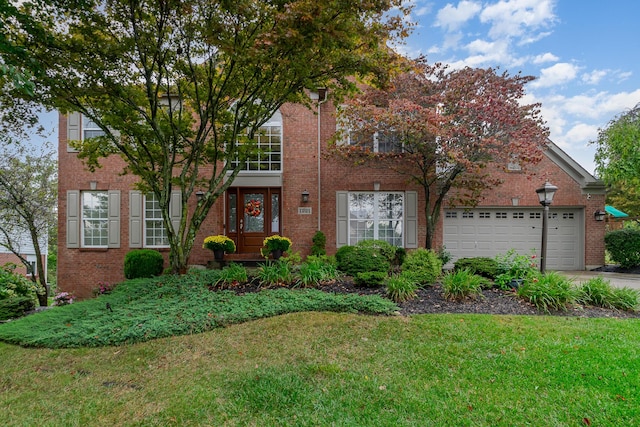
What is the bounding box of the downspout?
[317,88,328,231]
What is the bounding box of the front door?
[227,188,281,254]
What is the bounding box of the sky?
[393,0,640,175]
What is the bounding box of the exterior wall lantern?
[195,191,205,201]
[301,190,310,203]
[535,182,558,273]
[594,210,606,221]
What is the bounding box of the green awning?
[605,205,629,218]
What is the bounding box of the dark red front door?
[227,188,280,254]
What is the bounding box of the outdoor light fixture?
[535,182,558,273]
[594,210,606,222]
[301,190,310,203]
[195,191,205,201]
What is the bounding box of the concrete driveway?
[558,271,640,290]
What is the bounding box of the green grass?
[1,313,639,426]
[2,270,640,425]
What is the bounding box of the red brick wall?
[58,102,606,298]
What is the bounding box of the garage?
[443,208,584,271]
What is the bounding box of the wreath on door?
[245,199,262,217]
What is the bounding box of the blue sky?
[394,0,640,174]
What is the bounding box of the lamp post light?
[535,182,558,273]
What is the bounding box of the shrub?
[610,287,640,311]
[453,257,498,279]
[298,256,338,287]
[435,245,452,266]
[53,291,75,306]
[310,231,327,256]
[355,240,397,264]
[0,295,36,321]
[203,235,236,253]
[354,271,387,287]
[386,275,417,303]
[494,250,538,289]
[441,269,486,301]
[516,271,576,312]
[335,245,390,276]
[257,261,293,287]
[604,229,640,268]
[263,235,292,252]
[400,248,442,286]
[124,249,164,279]
[576,277,616,308]
[215,263,248,288]
[394,247,407,266]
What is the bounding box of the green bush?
[0,295,36,321]
[335,244,390,276]
[298,256,339,287]
[354,271,387,287]
[577,276,639,311]
[215,263,248,288]
[610,287,640,311]
[355,240,397,264]
[453,257,498,279]
[441,269,486,301]
[0,264,39,305]
[257,261,293,287]
[386,275,417,303]
[310,231,327,256]
[604,229,640,268]
[400,248,442,286]
[517,271,577,313]
[124,249,164,279]
[494,250,539,289]
[435,246,452,266]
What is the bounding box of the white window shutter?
[170,190,182,233]
[108,190,121,248]
[336,191,349,247]
[405,191,418,248]
[67,112,80,152]
[129,190,143,248]
[66,190,80,248]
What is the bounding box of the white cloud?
[581,70,608,85]
[435,1,482,32]
[532,52,559,64]
[479,0,557,41]
[531,62,579,88]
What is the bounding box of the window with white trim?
[348,192,403,246]
[144,193,169,247]
[233,110,282,171]
[336,114,402,153]
[82,115,106,140]
[81,191,109,247]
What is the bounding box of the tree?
[594,103,640,216]
[5,0,409,273]
[0,141,57,306]
[333,59,549,249]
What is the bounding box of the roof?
[605,205,629,218]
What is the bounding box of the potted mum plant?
[203,235,236,261]
[262,235,292,260]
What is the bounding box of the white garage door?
[443,208,584,270]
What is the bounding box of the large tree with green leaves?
[333,59,549,249]
[0,141,57,306]
[5,0,409,272]
[594,103,640,216]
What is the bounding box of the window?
[348,192,403,246]
[462,212,474,219]
[82,115,106,140]
[337,115,402,153]
[144,193,168,247]
[82,191,109,247]
[445,211,458,219]
[234,110,282,172]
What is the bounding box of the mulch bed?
[231,277,640,319]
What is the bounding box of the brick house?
[58,95,606,298]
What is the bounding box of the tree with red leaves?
[334,59,549,249]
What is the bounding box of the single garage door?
[443,208,584,270]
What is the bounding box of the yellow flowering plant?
[203,235,236,253]
[263,235,292,252]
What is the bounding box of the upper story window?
[144,193,169,247]
[81,191,109,248]
[234,110,282,172]
[82,115,106,140]
[336,111,403,154]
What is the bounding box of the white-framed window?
[348,192,404,246]
[82,115,106,140]
[144,193,169,247]
[234,110,282,172]
[336,113,402,154]
[81,191,109,248]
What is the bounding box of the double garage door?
[443,208,584,271]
